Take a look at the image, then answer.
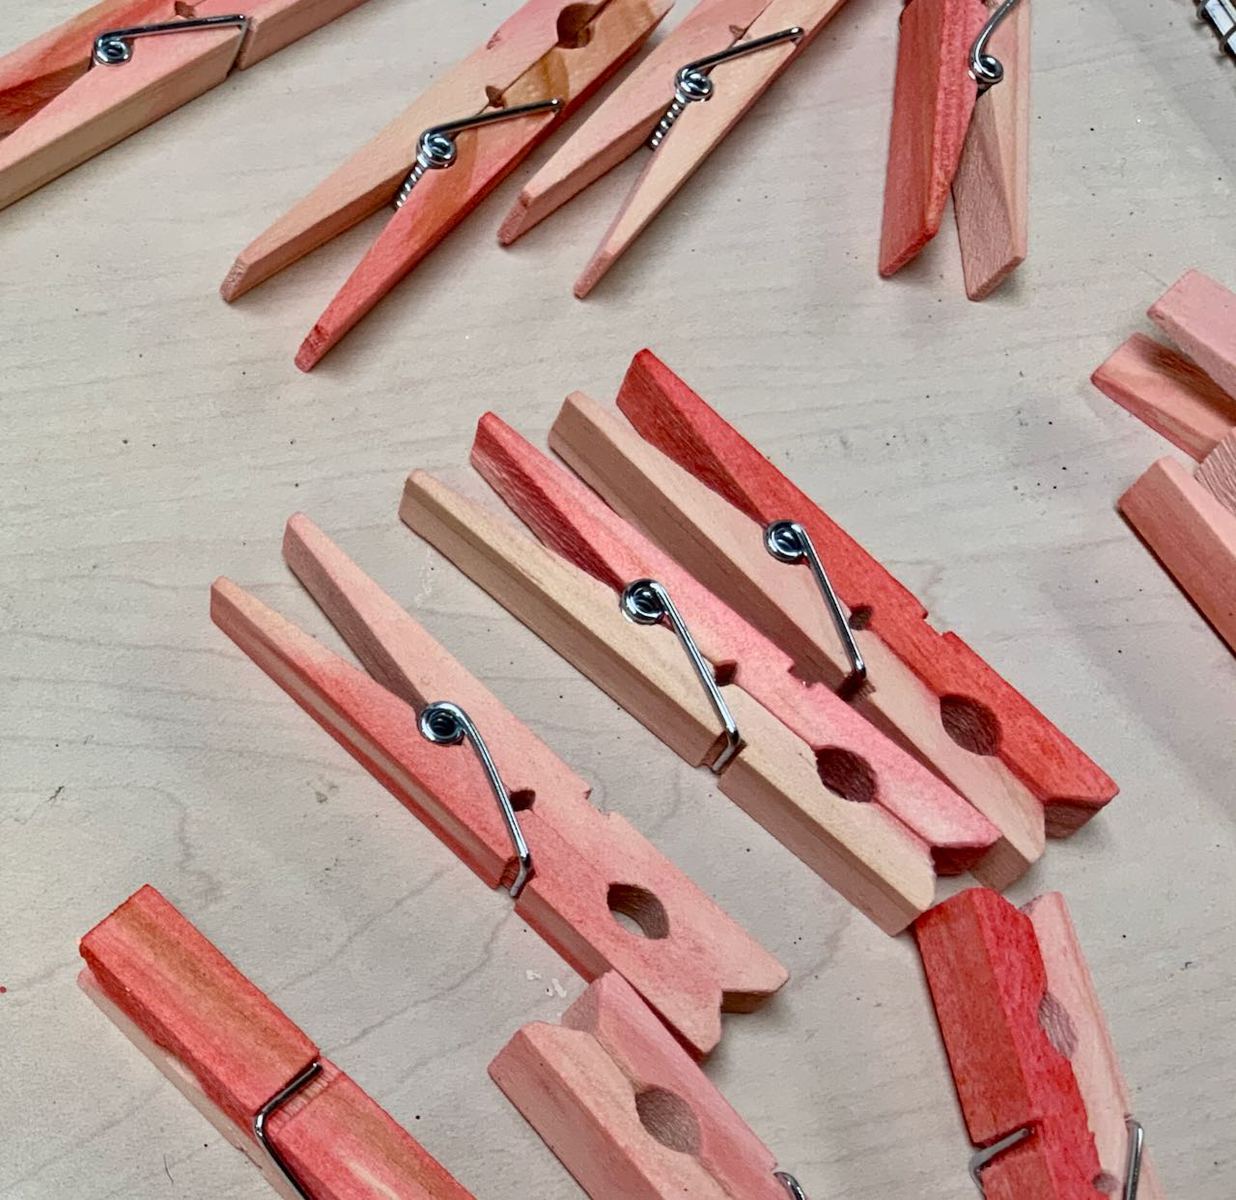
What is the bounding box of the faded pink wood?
[1149,268,1236,400]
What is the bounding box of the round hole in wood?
[848,604,874,631]
[509,788,535,813]
[815,747,878,804]
[939,694,1001,757]
[635,1087,701,1155]
[556,4,597,47]
[607,884,670,940]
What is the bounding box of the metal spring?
[92,14,248,66]
[969,0,1023,92]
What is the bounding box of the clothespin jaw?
[879,0,1030,299]
[80,885,474,1200]
[218,0,672,370]
[0,0,369,213]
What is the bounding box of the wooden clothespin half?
[915,888,1162,1200]
[401,431,997,936]
[879,0,1030,299]
[491,971,807,1200]
[218,0,670,370]
[0,0,369,212]
[81,885,473,1200]
[498,0,850,297]
[211,514,785,1057]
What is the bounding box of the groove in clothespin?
[80,885,473,1200]
[212,515,786,1056]
[612,350,1117,842]
[915,888,1161,1200]
[0,0,368,212]
[491,971,799,1200]
[1148,268,1236,401]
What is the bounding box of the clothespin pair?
[219,0,672,370]
[0,0,368,212]
[498,0,851,297]
[1197,0,1236,58]
[81,885,474,1199]
[398,351,1116,934]
[1093,269,1236,655]
[879,0,1030,299]
[916,888,1161,1199]
[211,514,787,1058]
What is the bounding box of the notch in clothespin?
[492,971,810,1200]
[81,885,473,1200]
[0,0,371,213]
[218,0,671,370]
[211,513,786,1057]
[915,888,1162,1200]
[878,0,1030,299]
[498,0,851,297]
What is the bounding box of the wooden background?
[2,0,1232,1196]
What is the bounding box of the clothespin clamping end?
[879,0,1030,299]
[1198,0,1236,58]
[217,0,673,370]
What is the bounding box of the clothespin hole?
[635,1087,701,1154]
[509,788,536,813]
[556,4,597,48]
[815,747,878,804]
[848,604,874,631]
[939,695,1001,757]
[607,884,670,940]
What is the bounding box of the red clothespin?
[879,0,1030,299]
[497,0,850,297]
[81,885,473,1200]
[211,513,786,1057]
[218,0,670,370]
[915,888,1162,1200]
[492,971,808,1199]
[0,0,369,212]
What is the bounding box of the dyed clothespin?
[492,971,810,1199]
[0,0,369,213]
[81,885,473,1200]
[879,0,1030,299]
[211,513,785,1057]
[400,412,1005,935]
[219,0,670,370]
[916,888,1162,1200]
[498,0,850,297]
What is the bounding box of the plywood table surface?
[1,1,1232,1197]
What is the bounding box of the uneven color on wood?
[490,972,792,1199]
[1149,268,1236,401]
[214,516,786,1056]
[879,0,987,277]
[81,886,473,1200]
[1197,427,1236,514]
[616,350,1117,833]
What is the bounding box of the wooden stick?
[1149,268,1236,401]
[490,972,793,1200]
[191,0,370,70]
[951,0,1029,300]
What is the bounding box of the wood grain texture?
[1149,269,1236,401]
[951,0,1029,300]
[490,972,790,1200]
[878,0,987,277]
[1092,332,1236,462]
[1197,427,1236,514]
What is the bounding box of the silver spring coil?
[647,68,714,150]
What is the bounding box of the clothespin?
[211,513,785,1057]
[1198,0,1236,59]
[218,0,670,370]
[0,0,369,213]
[400,412,1006,935]
[81,885,473,1200]
[492,971,810,1199]
[497,0,850,297]
[915,888,1162,1200]
[879,0,1030,299]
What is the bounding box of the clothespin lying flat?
[81,885,473,1200]
[1198,0,1236,59]
[219,0,670,370]
[492,971,809,1200]
[0,0,369,213]
[916,888,1161,1200]
[879,0,1030,299]
[401,432,1000,936]
[211,514,786,1057]
[497,0,849,297]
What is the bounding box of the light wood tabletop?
[2,1,1232,1196]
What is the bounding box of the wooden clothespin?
[497,0,850,296]
[401,416,1004,935]
[81,885,473,1199]
[879,0,1030,299]
[491,971,808,1199]
[219,0,670,370]
[916,888,1162,1200]
[0,0,368,213]
[211,514,785,1057]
